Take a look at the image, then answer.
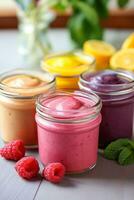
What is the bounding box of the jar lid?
[0,69,55,98]
[42,51,95,77]
[80,70,134,96]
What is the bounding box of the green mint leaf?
[118,147,134,165]
[128,140,134,150]
[117,0,129,8]
[104,139,130,160]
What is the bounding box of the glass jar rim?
[0,68,55,99]
[36,90,102,123]
[41,50,96,77]
[80,70,134,96]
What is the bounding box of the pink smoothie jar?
[35,90,102,173]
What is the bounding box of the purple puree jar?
[79,70,134,148]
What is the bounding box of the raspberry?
[0,140,25,161]
[15,156,39,180]
[42,162,65,183]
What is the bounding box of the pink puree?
[36,95,101,173]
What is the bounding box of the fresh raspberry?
[15,156,39,180]
[42,162,66,183]
[0,140,25,161]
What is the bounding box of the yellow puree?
[43,54,93,90]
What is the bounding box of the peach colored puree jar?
[36,90,102,173]
[0,69,55,148]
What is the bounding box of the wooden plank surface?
[34,156,134,200]
[0,140,42,200]
[1,139,134,200]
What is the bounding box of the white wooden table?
[0,138,134,200]
[0,29,134,200]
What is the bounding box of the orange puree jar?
[42,51,95,90]
[0,69,55,148]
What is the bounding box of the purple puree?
[82,70,134,148]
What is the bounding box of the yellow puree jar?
[42,51,95,90]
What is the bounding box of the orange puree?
[0,70,55,147]
[2,75,43,88]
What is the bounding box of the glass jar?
[0,69,55,148]
[36,90,102,173]
[79,70,134,148]
[41,51,95,90]
[18,9,54,68]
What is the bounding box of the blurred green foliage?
[53,0,130,47]
[15,0,130,47]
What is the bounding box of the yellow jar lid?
[42,52,95,77]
